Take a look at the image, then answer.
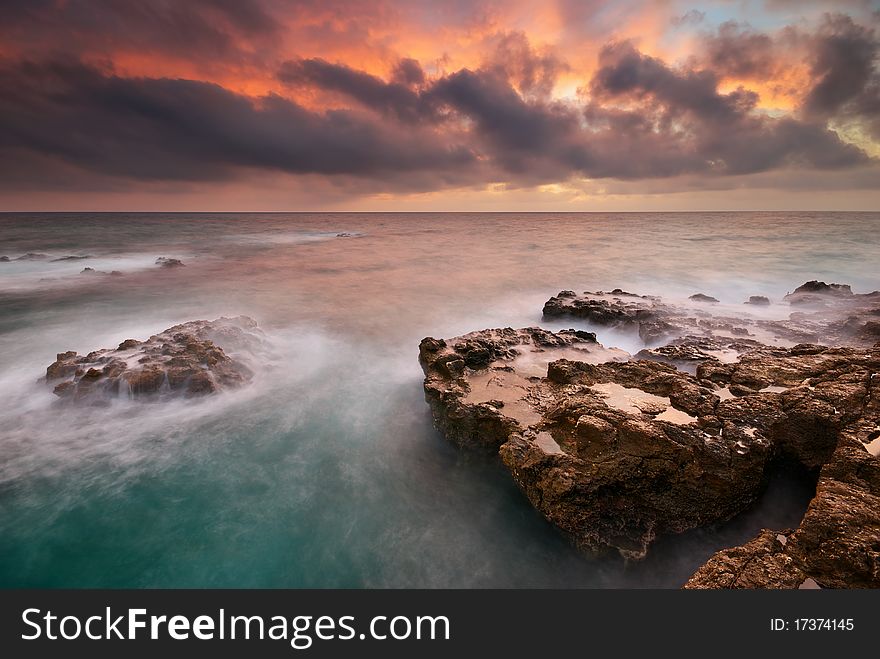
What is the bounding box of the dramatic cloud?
[803,14,879,121]
[0,0,877,209]
[700,21,778,79]
[588,41,869,174]
[278,58,430,122]
[0,60,474,185]
[0,0,280,61]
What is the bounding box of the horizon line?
[1,209,878,214]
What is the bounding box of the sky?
[1,0,879,211]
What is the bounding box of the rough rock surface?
[634,335,763,373]
[422,282,880,586]
[45,316,261,402]
[685,435,880,588]
[419,327,627,451]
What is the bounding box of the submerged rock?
[421,288,880,580]
[44,316,262,403]
[745,295,770,305]
[51,255,91,262]
[80,267,123,277]
[156,257,185,268]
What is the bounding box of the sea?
[1,211,877,587]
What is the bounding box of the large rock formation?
[421,282,880,586]
[44,316,261,402]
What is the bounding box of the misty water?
[1,212,877,587]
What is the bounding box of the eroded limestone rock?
[44,316,261,403]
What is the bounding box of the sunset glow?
[1,0,878,210]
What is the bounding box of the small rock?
[44,316,262,403]
[689,293,720,303]
[745,296,770,305]
[155,257,185,268]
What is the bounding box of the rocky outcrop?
[422,282,880,585]
[745,296,770,305]
[44,316,262,403]
[543,283,880,347]
[784,281,853,305]
[422,322,880,561]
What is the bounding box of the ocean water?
[0,211,877,588]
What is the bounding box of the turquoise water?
[1,212,877,587]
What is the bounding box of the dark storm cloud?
[591,41,758,122]
[392,58,426,87]
[428,69,576,148]
[0,6,877,194]
[278,58,430,122]
[276,39,869,182]
[697,13,880,138]
[0,0,280,60]
[803,14,878,119]
[483,32,569,98]
[278,50,580,177]
[2,49,869,191]
[587,41,869,176]
[701,21,777,78]
[0,60,475,183]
